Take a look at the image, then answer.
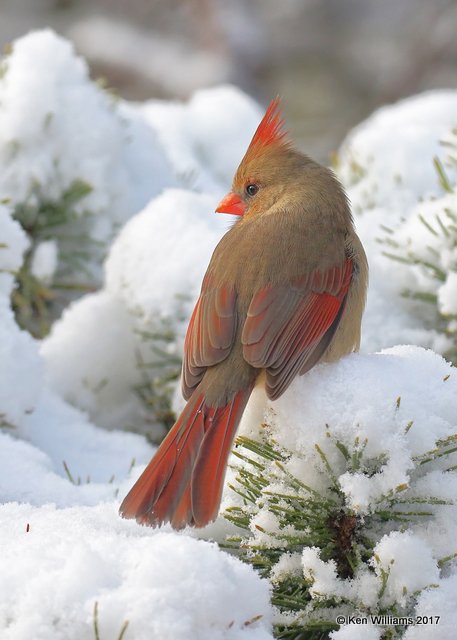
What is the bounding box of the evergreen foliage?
[224,421,457,639]
[10,179,98,337]
[131,294,189,437]
[380,135,457,364]
[133,315,184,434]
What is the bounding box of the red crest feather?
[248,96,288,153]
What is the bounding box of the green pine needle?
[10,179,97,338]
[224,426,457,639]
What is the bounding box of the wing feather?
[242,258,353,400]
[182,277,237,399]
[182,259,352,402]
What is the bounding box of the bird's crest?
[246,97,290,156]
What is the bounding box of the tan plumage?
[119,98,368,529]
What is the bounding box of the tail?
[119,385,253,529]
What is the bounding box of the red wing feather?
[242,259,353,400]
[182,276,237,399]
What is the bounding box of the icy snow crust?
[1,29,457,640]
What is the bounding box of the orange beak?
[215,192,246,216]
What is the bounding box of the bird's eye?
[245,183,259,197]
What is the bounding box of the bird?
[119,97,368,529]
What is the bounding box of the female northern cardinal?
[120,98,368,529]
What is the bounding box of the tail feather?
[119,385,253,528]
[120,392,205,525]
[191,391,251,526]
[147,409,204,525]
[170,486,194,529]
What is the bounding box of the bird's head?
[215,97,310,219]
[216,98,351,231]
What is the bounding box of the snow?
[42,189,230,433]
[0,209,42,427]
[435,238,457,314]
[0,29,176,288]
[301,548,344,598]
[0,302,42,427]
[0,31,275,640]
[0,29,175,218]
[141,85,263,194]
[300,547,380,610]
[1,324,272,639]
[30,239,58,283]
[337,90,457,212]
[40,291,140,431]
[372,532,439,607]
[105,189,227,320]
[337,91,457,356]
[0,204,29,295]
[229,346,457,632]
[0,504,272,640]
[2,27,457,640]
[259,346,457,506]
[404,575,457,639]
[270,553,302,583]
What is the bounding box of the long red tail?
[119,385,253,529]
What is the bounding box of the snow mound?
[0,29,176,290]
[105,188,227,320]
[224,346,457,634]
[42,189,230,433]
[40,291,140,431]
[0,504,272,640]
[0,29,174,222]
[261,346,456,512]
[338,89,457,213]
[337,90,457,357]
[1,348,272,639]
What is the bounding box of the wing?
[181,273,237,399]
[242,258,353,400]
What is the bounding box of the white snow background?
[1,29,457,640]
